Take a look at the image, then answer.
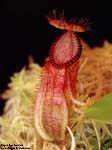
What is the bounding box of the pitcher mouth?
[49,32,82,68]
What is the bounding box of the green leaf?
[85,94,112,123]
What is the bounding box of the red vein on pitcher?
[34,11,89,142]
